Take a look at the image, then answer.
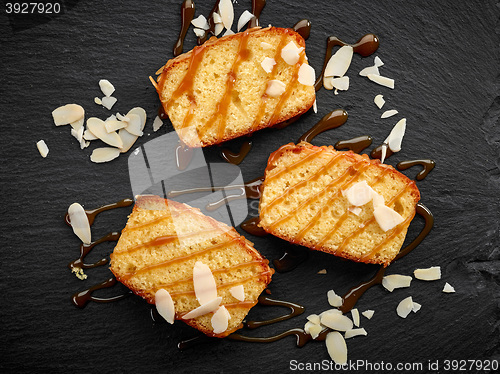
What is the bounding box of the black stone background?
[1,0,499,373]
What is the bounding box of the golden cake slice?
[110,195,272,337]
[259,142,420,266]
[153,27,316,147]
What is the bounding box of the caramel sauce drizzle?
[297,109,348,143]
[371,143,394,161]
[245,294,305,329]
[273,246,308,273]
[292,19,311,40]
[220,139,253,165]
[397,159,436,181]
[315,33,379,91]
[240,217,268,237]
[206,189,246,211]
[249,0,267,28]
[173,0,196,57]
[335,135,373,154]
[72,277,131,309]
[196,0,221,45]
[175,140,194,170]
[68,232,121,270]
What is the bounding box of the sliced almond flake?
[83,129,98,141]
[118,128,139,153]
[94,97,102,105]
[323,75,334,90]
[99,79,115,97]
[90,147,120,163]
[105,114,117,122]
[193,28,205,38]
[443,282,455,293]
[331,76,349,91]
[327,290,343,307]
[213,12,222,24]
[211,306,229,334]
[155,289,175,324]
[344,328,367,339]
[374,94,385,109]
[191,15,209,30]
[304,321,315,334]
[260,57,276,73]
[412,301,421,313]
[414,266,441,281]
[87,117,123,148]
[317,268,327,274]
[70,126,86,149]
[193,261,218,305]
[298,63,315,86]
[372,191,385,208]
[396,296,414,318]
[116,112,130,122]
[362,310,374,319]
[127,107,147,130]
[309,324,323,339]
[374,205,404,232]
[319,309,342,322]
[326,332,348,365]
[348,206,362,216]
[307,314,321,325]
[266,79,286,97]
[182,297,222,319]
[380,144,388,164]
[321,312,353,332]
[386,118,406,152]
[382,274,412,292]
[313,99,317,113]
[52,104,85,126]
[281,41,304,65]
[36,140,49,158]
[70,117,85,131]
[351,308,360,327]
[125,113,144,137]
[67,202,91,244]
[367,74,394,89]
[374,56,384,67]
[381,109,398,118]
[214,22,224,36]
[105,119,127,133]
[359,65,380,77]
[223,29,234,37]
[324,45,353,78]
[344,181,374,206]
[219,0,234,30]
[101,96,117,110]
[229,285,245,301]
[260,41,273,50]
[237,10,254,32]
[152,116,164,132]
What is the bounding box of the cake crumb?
[71,267,88,280]
[317,269,327,274]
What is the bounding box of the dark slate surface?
[1,0,499,372]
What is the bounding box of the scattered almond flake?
[71,126,87,149]
[323,76,334,90]
[396,296,414,318]
[362,310,374,319]
[127,107,147,130]
[309,324,323,339]
[374,94,385,109]
[382,274,413,292]
[372,191,384,208]
[151,116,163,132]
[380,144,388,164]
[182,296,222,319]
[319,309,343,319]
[223,29,234,37]
[327,290,343,307]
[359,65,380,77]
[374,56,384,67]
[331,76,349,91]
[326,331,348,365]
[367,74,395,89]
[99,79,115,97]
[36,140,49,158]
[237,10,254,31]
[155,289,175,324]
[260,57,276,73]
[90,147,120,163]
[105,114,117,122]
[307,314,321,325]
[211,306,230,334]
[304,321,316,334]
[298,63,315,86]
[443,282,455,293]
[70,117,85,131]
[414,266,441,281]
[118,128,139,153]
[193,28,205,38]
[334,88,339,96]
[116,112,130,122]
[317,268,327,274]
[214,22,224,36]
[229,285,245,301]
[324,45,353,78]
[344,328,367,339]
[386,118,406,152]
[193,261,218,305]
[219,0,234,30]
[101,96,117,110]
[260,41,273,50]
[344,181,374,206]
[281,41,304,65]
[213,12,222,24]
[374,205,404,232]
[67,202,91,244]
[87,117,123,148]
[381,109,398,118]
[124,113,144,136]
[191,14,209,30]
[52,104,85,126]
[105,119,127,133]
[321,312,353,332]
[83,129,98,141]
[412,301,421,313]
[71,267,87,280]
[266,79,286,97]
[94,97,102,105]
[351,309,360,327]
[348,206,362,216]
[313,99,317,113]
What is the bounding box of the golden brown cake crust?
[154,27,316,147]
[259,142,421,266]
[110,195,272,338]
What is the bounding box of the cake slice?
[153,27,316,147]
[259,142,420,266]
[110,195,272,337]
